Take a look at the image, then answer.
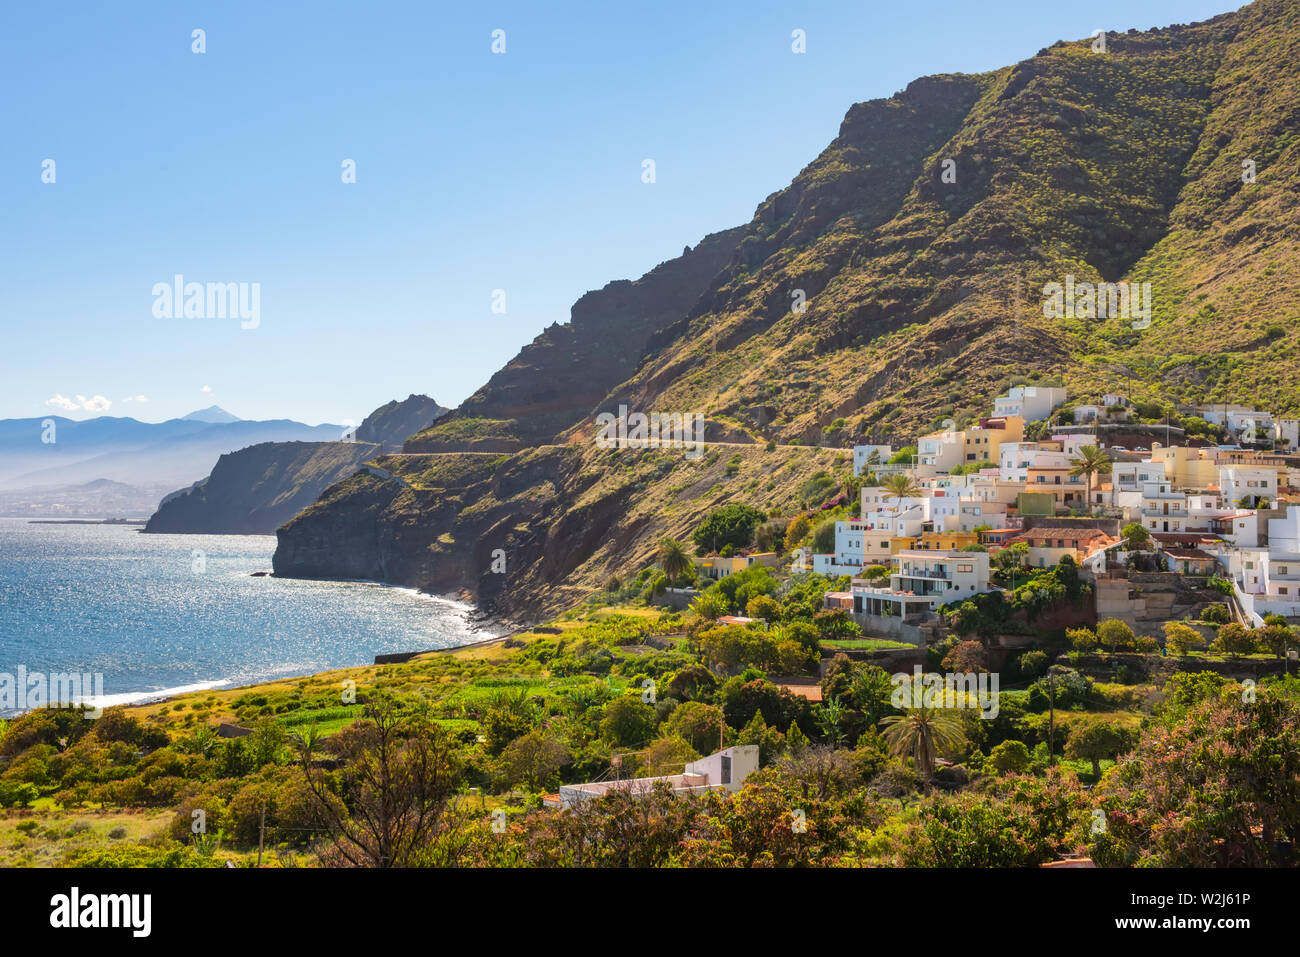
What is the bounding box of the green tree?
[692,504,767,556]
[745,594,782,622]
[492,729,571,793]
[657,538,693,585]
[661,701,726,755]
[1121,522,1152,551]
[600,696,657,748]
[1096,618,1136,651]
[879,687,967,781]
[1211,622,1256,657]
[882,472,921,516]
[1064,718,1129,777]
[1162,621,1206,657]
[810,518,838,555]
[1070,446,1112,508]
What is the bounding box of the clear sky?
[1,0,1240,425]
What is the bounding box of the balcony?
[897,568,950,579]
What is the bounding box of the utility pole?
[1046,666,1061,767]
[257,801,266,867]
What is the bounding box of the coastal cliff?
[145,395,446,534]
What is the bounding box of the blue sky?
[1,0,1239,425]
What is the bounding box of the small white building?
[889,549,992,604]
[918,430,965,472]
[999,442,1071,483]
[1201,406,1274,444]
[552,745,760,810]
[993,385,1067,422]
[1140,481,1189,534]
[852,444,894,476]
[1219,466,1277,508]
[1275,418,1300,451]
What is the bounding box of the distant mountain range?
[180,405,242,424]
[0,411,348,494]
[143,395,447,533]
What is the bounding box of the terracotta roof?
[1153,532,1220,546]
[1164,547,1216,561]
[1011,527,1110,541]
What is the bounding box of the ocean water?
[0,518,497,711]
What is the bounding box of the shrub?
[985,739,1032,775]
[1200,603,1231,624]
[1162,622,1206,657]
[1096,619,1136,652]
[1066,627,1098,652]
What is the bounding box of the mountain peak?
[181,406,241,424]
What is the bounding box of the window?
[957,563,973,573]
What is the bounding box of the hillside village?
[677,383,1300,658]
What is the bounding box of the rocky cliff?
[145,395,446,534]
[278,1,1300,618]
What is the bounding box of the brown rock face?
[404,226,745,452]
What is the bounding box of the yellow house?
[1149,445,1218,489]
[693,552,781,580]
[962,415,1025,466]
[916,530,979,551]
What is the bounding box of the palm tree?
[1070,445,1112,511]
[882,472,921,519]
[658,537,692,585]
[689,591,727,621]
[880,698,967,781]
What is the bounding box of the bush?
[1066,627,1098,652]
[985,740,1032,775]
[1200,603,1231,624]
[1162,622,1206,657]
[1211,622,1256,657]
[1096,619,1136,652]
[692,504,767,556]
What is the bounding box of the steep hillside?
[279,0,1300,618]
[146,395,446,534]
[276,442,850,618]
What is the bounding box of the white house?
[812,519,892,576]
[1275,418,1300,451]
[918,430,965,472]
[1201,406,1274,445]
[1140,481,1189,534]
[1252,507,1300,616]
[993,385,1067,422]
[852,444,894,476]
[999,442,1071,483]
[1073,404,1104,424]
[889,549,993,605]
[552,745,759,810]
[1219,466,1277,508]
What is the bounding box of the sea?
[0,518,499,713]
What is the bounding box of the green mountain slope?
[278,0,1300,618]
